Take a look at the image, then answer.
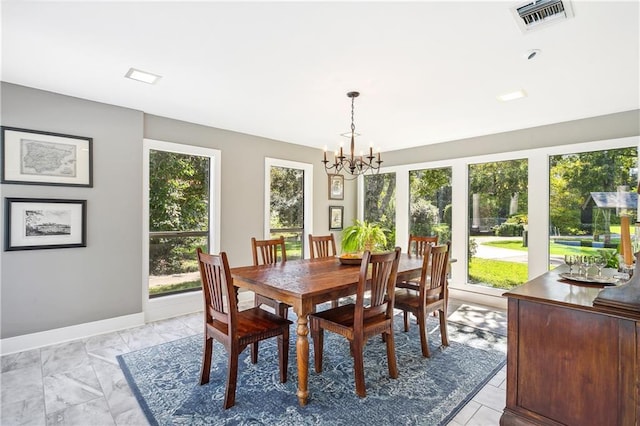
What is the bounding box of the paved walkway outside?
[473,235,563,266]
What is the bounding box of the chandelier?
[322,91,382,179]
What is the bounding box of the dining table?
[230,253,425,406]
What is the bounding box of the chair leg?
[439,308,449,347]
[251,342,258,364]
[385,329,399,379]
[279,304,288,319]
[223,349,239,409]
[278,330,290,383]
[331,299,338,308]
[199,336,213,385]
[311,321,324,373]
[352,339,366,397]
[418,310,430,358]
[403,311,410,332]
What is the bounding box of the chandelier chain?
[351,95,356,134]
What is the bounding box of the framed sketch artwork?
[1,126,93,187]
[328,174,344,200]
[5,198,87,251]
[329,206,344,231]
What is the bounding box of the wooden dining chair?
[251,236,290,318]
[408,234,439,257]
[309,247,402,397]
[397,234,439,292]
[394,243,450,357]
[308,234,340,308]
[308,234,338,259]
[196,248,292,409]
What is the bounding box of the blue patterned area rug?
[118,311,506,426]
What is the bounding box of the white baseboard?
[0,312,145,356]
[449,286,508,310]
[144,291,203,323]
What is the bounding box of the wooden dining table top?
[229,253,426,406]
[230,254,425,307]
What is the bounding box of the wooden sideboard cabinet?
[500,269,639,426]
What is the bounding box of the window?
[265,158,313,259]
[143,140,220,300]
[364,172,396,248]
[549,147,638,271]
[356,136,638,303]
[409,167,452,242]
[467,159,528,290]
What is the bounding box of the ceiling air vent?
[512,0,574,33]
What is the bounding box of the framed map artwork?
[1,126,93,187]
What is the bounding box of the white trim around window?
[264,158,313,258]
[142,139,221,322]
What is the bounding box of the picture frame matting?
[328,174,344,200]
[5,197,87,251]
[329,205,344,231]
[1,126,93,187]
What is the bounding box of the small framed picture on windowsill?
[329,206,344,231]
[328,174,344,200]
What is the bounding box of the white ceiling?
[1,1,638,153]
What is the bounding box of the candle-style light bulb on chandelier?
[322,91,382,179]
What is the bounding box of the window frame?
[264,157,313,258]
[142,139,221,321]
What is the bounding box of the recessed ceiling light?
[125,68,161,84]
[497,89,528,102]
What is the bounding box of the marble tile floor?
[1,295,507,426]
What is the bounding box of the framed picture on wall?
[329,205,344,230]
[1,126,93,187]
[328,174,344,200]
[5,198,87,251]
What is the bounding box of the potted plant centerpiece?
[339,220,388,264]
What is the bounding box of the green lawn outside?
[468,258,528,290]
[149,279,200,296]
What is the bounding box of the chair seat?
[394,288,444,311]
[208,307,292,341]
[311,303,391,337]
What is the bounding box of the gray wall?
[1,81,638,339]
[0,83,354,338]
[1,83,144,338]
[143,114,358,267]
[382,110,640,166]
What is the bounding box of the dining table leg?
[295,308,310,405]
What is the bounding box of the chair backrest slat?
[309,234,337,259]
[252,236,287,265]
[408,234,438,257]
